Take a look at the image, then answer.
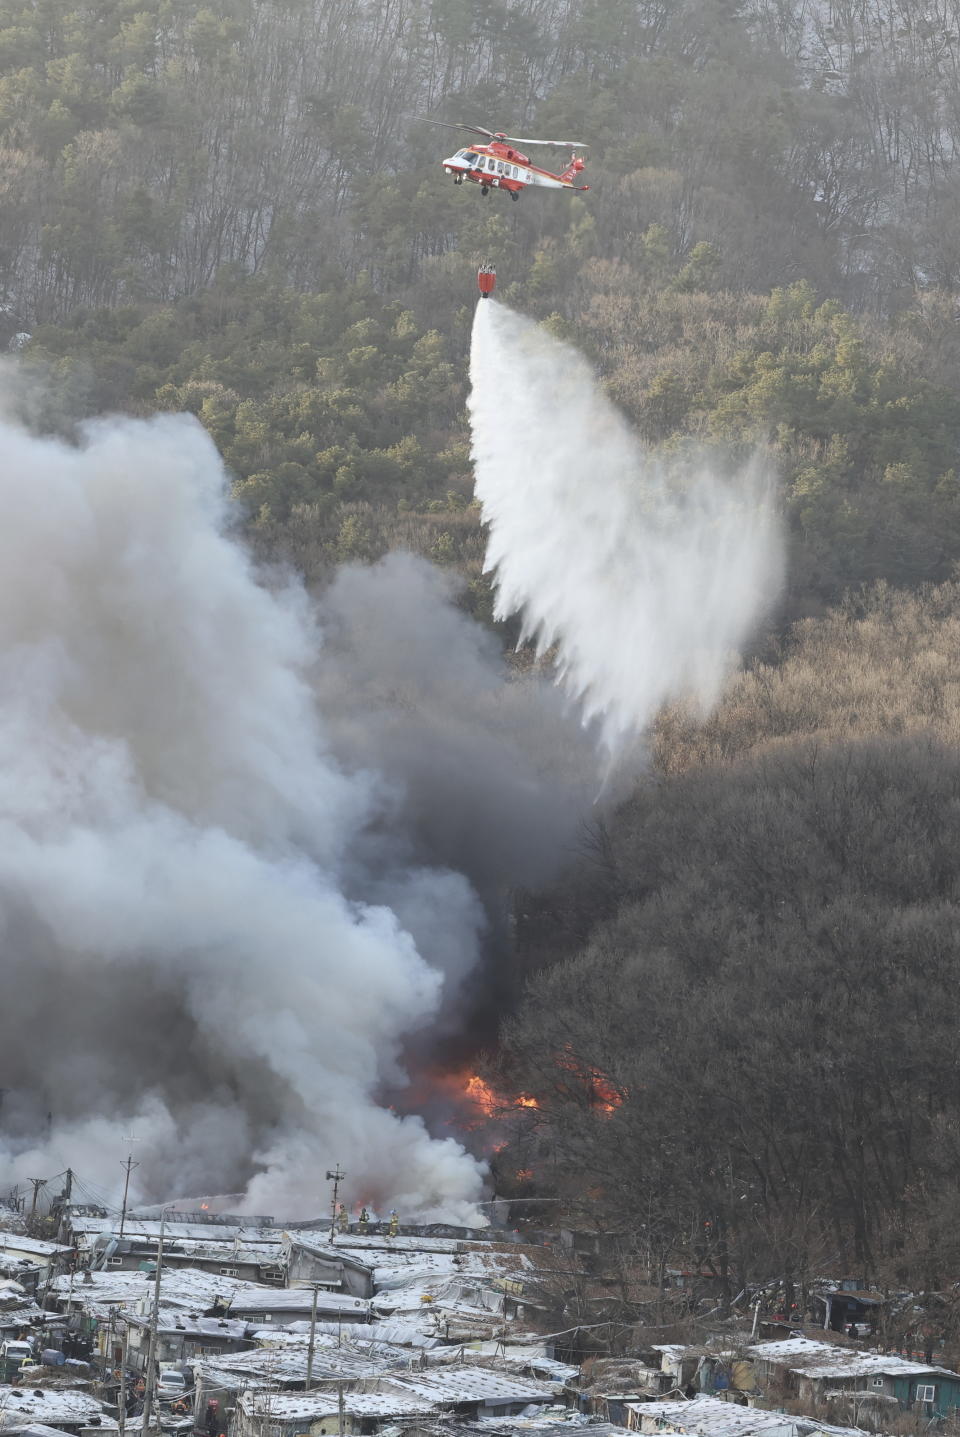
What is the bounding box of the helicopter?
[424,120,589,200]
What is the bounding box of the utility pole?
[118,1324,128,1437]
[104,1314,114,1400]
[325,1166,345,1243]
[118,1140,139,1240]
[27,1178,46,1220]
[141,1207,170,1437]
[306,1285,318,1390]
[337,1382,345,1437]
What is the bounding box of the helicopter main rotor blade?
[410,117,496,140]
[504,136,590,148]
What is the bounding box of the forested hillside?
[498,585,960,1313]
[6,0,960,602]
[8,0,960,1308]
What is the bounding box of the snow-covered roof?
[381,1363,560,1404]
[120,1240,283,1265]
[457,1343,580,1383]
[237,1390,434,1419]
[372,1272,504,1311]
[471,1420,629,1435]
[66,1219,282,1249]
[0,1386,108,1423]
[238,1364,557,1419]
[49,1266,250,1312]
[627,1403,788,1437]
[0,1235,72,1260]
[749,1337,960,1381]
[131,1309,250,1342]
[0,1303,45,1329]
[228,1286,368,1316]
[196,1333,401,1384]
[299,1318,443,1349]
[0,1424,91,1437]
[628,1396,875,1437]
[328,1235,498,1256]
[358,1248,533,1291]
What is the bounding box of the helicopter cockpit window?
[464,152,478,163]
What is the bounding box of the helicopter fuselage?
[442,137,587,195]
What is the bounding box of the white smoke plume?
[469,303,783,750]
[0,407,497,1220]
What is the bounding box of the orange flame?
[200,1202,210,1210]
[557,1046,624,1114]
[591,1073,622,1114]
[462,1074,540,1116]
[464,1073,498,1116]
[515,1169,534,1182]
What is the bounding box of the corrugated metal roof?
[0,1385,108,1421]
[750,1338,960,1381]
[625,1396,873,1437]
[0,1235,72,1259]
[228,1286,367,1314]
[238,1390,435,1418]
[199,1334,401,1383]
[49,1267,249,1310]
[67,1219,283,1246]
[381,1364,559,1403]
[0,1303,45,1328]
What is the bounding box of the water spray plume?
[469,303,783,750]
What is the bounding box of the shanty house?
[625,1395,873,1437]
[812,1289,884,1335]
[352,1363,563,1419]
[235,1388,436,1437]
[234,1366,561,1433]
[284,1238,373,1299]
[227,1287,370,1326]
[0,1283,45,1338]
[125,1309,253,1371]
[0,1384,112,1435]
[193,1334,407,1420]
[749,1337,960,1419]
[0,1235,73,1294]
[86,1237,285,1286]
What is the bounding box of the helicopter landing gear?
[510,190,519,201]
[481,185,489,195]
[454,173,463,185]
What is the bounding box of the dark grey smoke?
[313,553,599,1034]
